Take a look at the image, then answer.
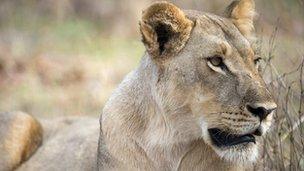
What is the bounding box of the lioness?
[100,0,276,170]
[0,1,277,171]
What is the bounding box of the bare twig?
[280,115,304,141]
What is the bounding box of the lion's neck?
[137,55,201,144]
[177,139,246,171]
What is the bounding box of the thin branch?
[280,115,304,141]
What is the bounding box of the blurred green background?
[0,0,303,118]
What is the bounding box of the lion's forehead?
[185,10,255,59]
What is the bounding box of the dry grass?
[258,27,304,170]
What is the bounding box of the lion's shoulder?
[0,111,43,171]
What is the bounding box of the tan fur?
[226,0,256,38]
[17,117,99,171]
[5,112,43,165]
[140,1,194,60]
[0,112,42,171]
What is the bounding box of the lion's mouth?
[208,128,257,147]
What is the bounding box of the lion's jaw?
[199,117,259,164]
[197,109,274,164]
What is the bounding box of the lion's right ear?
[139,2,194,60]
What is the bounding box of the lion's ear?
[139,2,194,60]
[225,0,256,38]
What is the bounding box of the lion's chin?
[199,119,261,164]
[200,125,259,164]
[207,128,259,164]
[212,142,259,164]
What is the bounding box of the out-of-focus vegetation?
[0,0,148,117]
[0,1,303,169]
[0,0,303,117]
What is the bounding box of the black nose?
[246,104,276,121]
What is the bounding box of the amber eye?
[206,56,227,74]
[207,56,224,67]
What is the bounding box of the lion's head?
[139,0,276,164]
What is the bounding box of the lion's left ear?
[225,0,256,38]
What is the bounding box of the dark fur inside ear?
[155,23,172,55]
[139,2,193,59]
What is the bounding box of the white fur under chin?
[213,143,259,164]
